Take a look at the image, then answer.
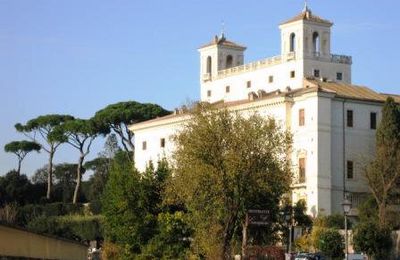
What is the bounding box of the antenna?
[220,20,225,39]
[303,0,309,11]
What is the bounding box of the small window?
[314,69,320,78]
[347,110,353,127]
[370,112,377,130]
[290,71,295,78]
[160,138,165,148]
[207,90,211,97]
[226,86,230,93]
[268,75,274,83]
[347,160,354,179]
[142,141,147,150]
[299,158,306,183]
[336,72,343,81]
[299,109,305,126]
[247,81,251,88]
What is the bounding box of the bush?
[27,214,103,242]
[16,202,84,226]
[318,228,344,259]
[353,220,392,259]
[89,200,102,215]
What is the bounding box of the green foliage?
[16,202,84,226]
[353,220,392,259]
[139,211,192,260]
[27,215,103,242]
[4,140,41,154]
[92,101,171,152]
[313,213,347,229]
[168,103,292,258]
[365,97,400,227]
[0,171,41,206]
[318,229,344,259]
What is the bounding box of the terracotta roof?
[199,34,246,50]
[281,9,332,26]
[305,79,400,103]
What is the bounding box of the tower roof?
[280,7,333,26]
[198,34,246,50]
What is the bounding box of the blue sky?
[1,0,400,178]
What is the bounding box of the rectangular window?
[347,110,353,127]
[299,158,306,183]
[290,71,296,78]
[268,75,274,83]
[347,160,354,179]
[299,109,305,126]
[314,69,320,78]
[337,72,343,81]
[247,81,251,88]
[160,138,165,148]
[226,86,230,93]
[142,141,147,150]
[207,90,211,97]
[370,112,377,130]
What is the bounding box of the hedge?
[27,214,103,242]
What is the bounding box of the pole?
[288,223,292,253]
[242,213,248,259]
[345,213,348,260]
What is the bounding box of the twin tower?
[198,6,352,103]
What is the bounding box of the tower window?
[142,141,147,150]
[313,32,320,54]
[299,109,305,126]
[226,86,230,93]
[370,112,377,130]
[226,55,233,69]
[268,75,274,83]
[207,90,211,97]
[160,138,165,148]
[299,158,306,183]
[290,71,295,78]
[347,110,353,127]
[247,81,251,88]
[347,160,354,179]
[337,72,343,81]
[313,69,320,78]
[206,56,212,75]
[290,33,296,52]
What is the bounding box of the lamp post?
[285,212,292,254]
[342,197,352,260]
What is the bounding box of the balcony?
[310,52,352,65]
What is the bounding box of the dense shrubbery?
[16,202,84,226]
[27,215,103,242]
[318,228,344,259]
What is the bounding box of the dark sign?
[247,209,270,226]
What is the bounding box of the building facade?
[130,6,399,216]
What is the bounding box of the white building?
[130,6,399,216]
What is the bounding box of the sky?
[1,0,400,178]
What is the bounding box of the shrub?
[318,228,344,259]
[353,220,392,259]
[16,202,84,226]
[27,214,103,242]
[89,200,102,215]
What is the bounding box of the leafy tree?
[15,114,74,199]
[365,97,400,227]
[4,140,41,175]
[0,171,39,206]
[318,229,344,259]
[353,220,392,259]
[55,119,103,204]
[92,101,171,154]
[167,103,292,259]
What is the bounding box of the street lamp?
[285,212,292,254]
[342,197,352,260]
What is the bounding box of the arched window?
[290,33,296,52]
[206,56,212,75]
[226,55,233,69]
[313,32,320,54]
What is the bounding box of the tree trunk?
[378,202,387,228]
[73,153,84,204]
[46,150,54,200]
[222,212,238,260]
[17,159,22,176]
